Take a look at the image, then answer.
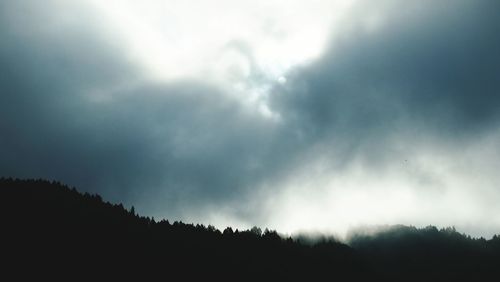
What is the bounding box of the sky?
[1,0,500,238]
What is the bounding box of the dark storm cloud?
[0,21,279,215]
[1,0,500,227]
[270,0,500,163]
[0,1,281,216]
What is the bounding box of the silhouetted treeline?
[1,178,499,281]
[349,225,500,281]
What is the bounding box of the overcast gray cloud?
[1,0,500,236]
[274,0,500,140]
[0,0,287,219]
[258,0,500,235]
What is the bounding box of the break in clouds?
[1,0,500,237]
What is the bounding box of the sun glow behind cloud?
[87,0,355,80]
[86,0,355,118]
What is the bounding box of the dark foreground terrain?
[1,178,499,281]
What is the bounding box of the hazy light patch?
[277,76,287,84]
[152,125,500,239]
[248,131,500,239]
[199,209,252,232]
[262,162,420,237]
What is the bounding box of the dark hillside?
[0,178,365,281]
[1,178,499,281]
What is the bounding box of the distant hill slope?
[1,178,499,281]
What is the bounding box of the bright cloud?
[86,0,356,117]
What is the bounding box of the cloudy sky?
[1,0,500,237]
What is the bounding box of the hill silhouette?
[1,178,499,281]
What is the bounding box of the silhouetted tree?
[223,227,234,236]
[250,226,262,236]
